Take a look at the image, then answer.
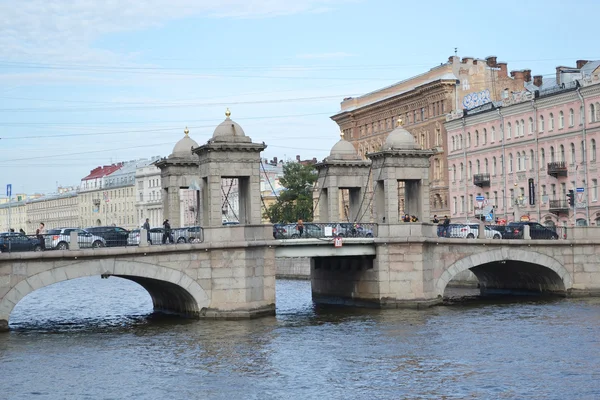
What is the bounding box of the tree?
[266,162,317,223]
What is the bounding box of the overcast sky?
[1,0,599,195]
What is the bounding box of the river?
[1,277,599,399]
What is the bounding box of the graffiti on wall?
[462,89,491,110]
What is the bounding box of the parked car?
[85,226,130,247]
[503,222,559,240]
[174,226,203,243]
[45,228,106,250]
[446,224,502,239]
[273,223,287,239]
[333,223,374,238]
[0,232,42,253]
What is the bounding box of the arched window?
[550,146,555,162]
[559,111,564,129]
[476,159,481,174]
[549,113,555,130]
[539,115,545,132]
[451,136,455,151]
[569,109,574,127]
[520,119,525,136]
[507,122,512,139]
[509,153,513,173]
[460,163,464,180]
[459,134,463,149]
[491,126,496,142]
[596,102,600,121]
[483,128,487,144]
[529,117,534,134]
[581,140,585,163]
[468,161,472,179]
[475,130,479,146]
[435,159,441,180]
[591,104,596,123]
[517,152,522,171]
[580,105,585,124]
[515,121,520,137]
[530,150,535,170]
[467,132,471,148]
[571,143,576,164]
[492,157,497,175]
[591,139,597,162]
[452,164,456,181]
[560,144,565,162]
[484,158,489,173]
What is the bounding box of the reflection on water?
[1,277,599,399]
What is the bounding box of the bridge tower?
[155,127,201,228]
[368,118,435,224]
[314,132,371,223]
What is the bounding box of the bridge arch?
[437,249,572,297]
[0,259,209,326]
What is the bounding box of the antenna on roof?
[454,47,458,57]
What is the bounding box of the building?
[445,60,600,227]
[331,55,528,219]
[26,189,79,232]
[134,157,163,228]
[0,200,27,233]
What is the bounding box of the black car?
[503,222,559,240]
[0,232,42,253]
[85,226,130,247]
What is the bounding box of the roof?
[582,61,600,77]
[81,163,123,181]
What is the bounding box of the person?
[142,218,151,243]
[432,215,439,224]
[162,219,174,244]
[297,219,304,238]
[442,215,450,237]
[19,228,26,235]
[36,222,46,251]
[411,215,418,222]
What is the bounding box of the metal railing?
[274,222,377,239]
[473,173,491,187]
[547,161,568,177]
[436,223,566,240]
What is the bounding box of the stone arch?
[436,248,572,296]
[0,259,209,325]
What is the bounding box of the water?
[1,278,600,399]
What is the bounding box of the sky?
[0,0,599,195]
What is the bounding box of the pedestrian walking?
[162,219,174,244]
[36,222,46,251]
[297,219,304,238]
[142,218,151,243]
[442,216,450,237]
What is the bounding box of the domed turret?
[170,127,199,158]
[383,118,418,150]
[327,132,361,161]
[211,108,251,143]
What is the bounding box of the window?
[592,139,597,162]
[413,110,417,122]
[459,163,464,180]
[539,115,545,132]
[521,119,525,136]
[515,121,520,137]
[453,197,457,214]
[593,179,598,201]
[483,128,487,144]
[559,111,564,129]
[571,143,576,164]
[467,132,471,148]
[476,159,481,174]
[475,130,479,146]
[491,126,496,142]
[560,144,565,162]
[468,161,472,179]
[436,129,442,146]
[550,113,555,130]
[517,152,522,171]
[529,117,534,134]
[530,150,535,170]
[451,136,456,151]
[569,109,574,127]
[550,146,555,162]
[460,196,465,213]
[421,107,425,121]
[507,123,512,139]
[492,157,497,175]
[591,104,596,122]
[509,153,513,173]
[469,195,473,211]
[459,134,463,149]
[484,158,489,173]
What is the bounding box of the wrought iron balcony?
[473,173,491,187]
[547,161,568,178]
[548,199,570,215]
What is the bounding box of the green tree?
[266,162,317,223]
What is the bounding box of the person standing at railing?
[142,218,151,243]
[36,222,46,251]
[19,228,25,235]
[442,216,450,238]
[432,215,439,224]
[297,219,304,238]
[162,219,174,244]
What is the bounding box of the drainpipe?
[576,87,590,225]
[498,108,507,220]
[532,99,541,222]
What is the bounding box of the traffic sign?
[576,187,585,193]
[476,196,485,201]
[6,184,11,197]
[334,237,343,248]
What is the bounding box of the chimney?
[448,56,454,64]
[497,62,508,78]
[576,60,589,69]
[486,56,498,68]
[533,75,543,87]
[273,156,278,165]
[523,69,532,83]
[462,57,473,64]
[296,155,300,161]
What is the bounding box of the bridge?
[1,113,599,331]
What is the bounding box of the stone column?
[318,188,329,222]
[374,180,386,223]
[420,179,431,222]
[384,179,399,224]
[327,187,340,223]
[168,185,181,227]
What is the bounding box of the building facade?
[331,55,528,220]
[0,200,27,233]
[134,157,163,228]
[26,190,79,233]
[445,60,600,227]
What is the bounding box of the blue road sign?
[476,195,485,201]
[576,187,585,193]
[6,184,11,197]
[485,213,493,222]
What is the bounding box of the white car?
[447,224,502,239]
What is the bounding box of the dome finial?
[396,117,403,127]
[184,126,189,136]
[340,130,345,140]
[225,108,231,118]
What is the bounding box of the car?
[85,226,130,247]
[446,223,502,239]
[273,223,287,239]
[280,223,323,239]
[45,228,106,250]
[0,232,42,253]
[332,223,374,238]
[173,226,204,243]
[503,222,559,240]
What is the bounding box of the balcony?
[473,173,490,187]
[547,161,568,178]
[548,200,570,215]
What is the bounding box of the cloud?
[296,52,356,60]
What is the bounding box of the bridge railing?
[274,222,377,239]
[436,223,568,240]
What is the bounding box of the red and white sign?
[334,237,343,248]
